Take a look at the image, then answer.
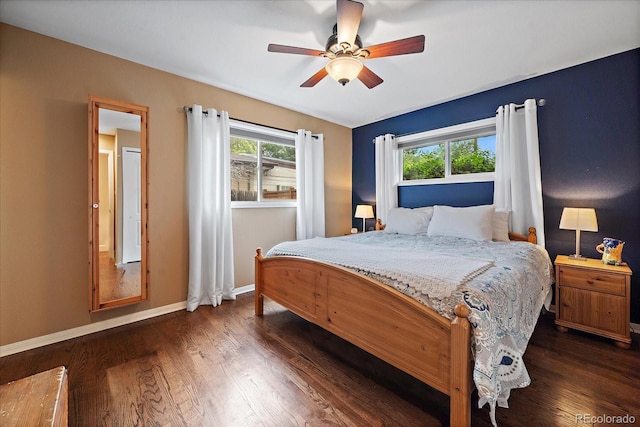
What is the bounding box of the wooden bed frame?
[255,227,537,426]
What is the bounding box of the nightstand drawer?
[558,287,627,334]
[558,267,625,296]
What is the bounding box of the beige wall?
[0,23,352,346]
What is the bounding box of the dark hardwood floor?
[1,293,638,426]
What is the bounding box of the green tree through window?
[402,135,495,181]
[262,142,295,161]
[403,143,445,180]
[450,137,495,175]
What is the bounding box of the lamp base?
[568,254,588,261]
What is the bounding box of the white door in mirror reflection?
[122,147,141,263]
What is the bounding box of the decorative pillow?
[493,210,510,242]
[384,207,432,235]
[427,204,496,241]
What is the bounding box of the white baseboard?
[0,301,187,357]
[0,285,258,358]
[234,284,255,295]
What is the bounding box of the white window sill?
[231,201,297,209]
[399,173,495,186]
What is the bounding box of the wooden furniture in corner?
[554,255,632,349]
[255,228,537,427]
[509,226,537,243]
[0,366,68,426]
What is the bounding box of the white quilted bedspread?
[269,237,492,300]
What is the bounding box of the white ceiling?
[1,0,638,128]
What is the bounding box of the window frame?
[230,120,297,209]
[397,117,497,186]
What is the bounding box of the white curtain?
[374,134,399,223]
[494,99,545,247]
[185,105,236,311]
[296,130,325,240]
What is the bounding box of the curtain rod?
[184,106,214,116]
[370,99,547,143]
[514,98,546,111]
[183,106,318,139]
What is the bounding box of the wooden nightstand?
[554,255,632,349]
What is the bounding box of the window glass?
[230,126,297,204]
[403,143,445,180]
[450,134,495,175]
[261,142,296,200]
[230,137,258,201]
[398,118,496,185]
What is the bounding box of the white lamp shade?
[325,56,363,85]
[354,204,374,219]
[559,208,598,232]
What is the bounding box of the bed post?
[255,248,264,316]
[507,227,537,244]
[450,303,472,427]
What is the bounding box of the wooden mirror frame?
[88,95,149,312]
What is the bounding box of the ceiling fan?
[267,0,425,89]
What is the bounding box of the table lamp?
[559,207,598,260]
[355,205,374,232]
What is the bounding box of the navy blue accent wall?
[352,48,640,323]
[399,181,494,208]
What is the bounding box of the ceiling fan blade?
[268,44,326,57]
[301,68,329,87]
[362,35,425,59]
[337,0,364,48]
[358,65,383,89]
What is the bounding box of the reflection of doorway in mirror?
[122,147,141,264]
[97,130,142,303]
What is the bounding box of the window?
[398,117,496,185]
[230,120,297,207]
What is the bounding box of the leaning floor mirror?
[88,95,149,312]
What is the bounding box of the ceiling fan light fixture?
[267,0,424,89]
[325,55,363,86]
[326,24,363,54]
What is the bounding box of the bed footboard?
[255,248,473,427]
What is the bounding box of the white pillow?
[384,207,432,235]
[493,210,510,242]
[414,206,434,224]
[427,204,496,241]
